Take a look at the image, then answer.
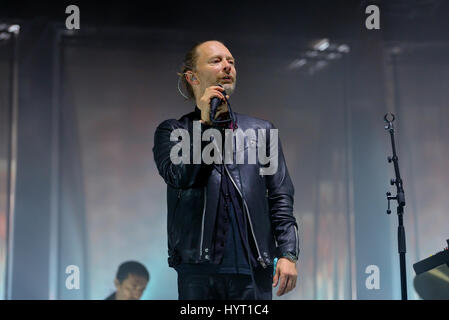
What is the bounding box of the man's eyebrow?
[209,55,235,61]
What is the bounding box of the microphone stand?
[384,112,407,300]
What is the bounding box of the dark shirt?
[217,198,251,274]
[212,164,251,273]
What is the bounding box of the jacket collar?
[194,105,201,119]
[192,105,239,129]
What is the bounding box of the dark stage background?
[0,0,448,299]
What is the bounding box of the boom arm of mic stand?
[384,112,408,300]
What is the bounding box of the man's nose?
[222,60,232,72]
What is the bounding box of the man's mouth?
[221,76,233,83]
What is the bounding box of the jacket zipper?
[294,224,299,257]
[223,165,266,268]
[199,185,207,259]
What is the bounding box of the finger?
[209,90,226,101]
[206,86,225,98]
[211,85,225,92]
[277,276,288,296]
[282,278,291,295]
[277,275,287,296]
[272,275,278,287]
[285,276,294,294]
[289,274,298,293]
[272,267,280,287]
[204,87,222,97]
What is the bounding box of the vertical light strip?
[48,28,62,300]
[346,113,357,300]
[343,50,357,300]
[5,27,19,300]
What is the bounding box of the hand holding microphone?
[197,84,229,125]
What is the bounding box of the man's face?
[193,41,237,97]
[114,273,148,300]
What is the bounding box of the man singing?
[153,40,299,300]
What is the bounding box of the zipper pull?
[178,190,182,198]
[258,257,267,268]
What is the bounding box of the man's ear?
[114,278,120,289]
[185,72,199,85]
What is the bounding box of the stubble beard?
[222,81,236,97]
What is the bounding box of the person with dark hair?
[153,40,299,300]
[105,261,149,300]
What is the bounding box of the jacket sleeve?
[264,121,299,258]
[153,119,212,189]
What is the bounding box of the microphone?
[210,84,227,125]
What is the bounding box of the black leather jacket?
[153,108,299,270]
